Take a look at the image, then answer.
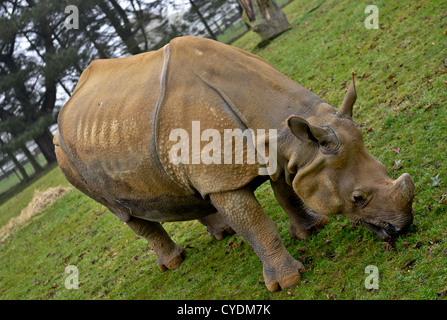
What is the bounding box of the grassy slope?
[0,164,70,227]
[0,0,446,300]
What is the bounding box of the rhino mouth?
[359,208,415,240]
[360,221,399,241]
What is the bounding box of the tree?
[1,0,86,164]
[188,0,217,40]
[238,0,290,45]
[97,0,144,55]
[0,135,29,181]
[180,0,241,40]
[0,0,111,167]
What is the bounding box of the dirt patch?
[0,186,72,241]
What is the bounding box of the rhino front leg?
[198,212,235,240]
[271,179,329,240]
[209,188,304,292]
[126,217,186,271]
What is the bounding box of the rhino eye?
[352,192,367,206]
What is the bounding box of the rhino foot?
[157,244,186,271]
[198,212,235,241]
[125,217,187,271]
[289,209,329,240]
[263,255,305,292]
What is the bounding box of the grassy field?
[0,0,446,300]
[0,154,48,197]
[0,164,70,228]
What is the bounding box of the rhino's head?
[286,74,414,240]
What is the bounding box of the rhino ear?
[339,72,357,117]
[287,116,340,153]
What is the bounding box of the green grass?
[0,154,48,196]
[216,21,249,44]
[0,0,446,300]
[0,164,70,228]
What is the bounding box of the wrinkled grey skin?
[55,36,415,292]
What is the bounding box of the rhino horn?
[339,72,357,117]
[394,173,415,202]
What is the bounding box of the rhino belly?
[58,122,216,223]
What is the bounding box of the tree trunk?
[189,0,217,40]
[21,145,43,173]
[0,136,28,181]
[34,129,56,164]
[98,0,143,55]
[5,151,29,182]
[238,0,291,44]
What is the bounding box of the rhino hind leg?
[210,188,304,292]
[126,217,186,271]
[198,212,235,240]
[271,180,329,240]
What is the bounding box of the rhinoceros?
[54,36,415,292]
